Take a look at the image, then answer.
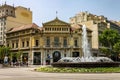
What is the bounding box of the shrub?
[35,66,120,73]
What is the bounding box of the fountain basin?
[51,57,120,68]
[51,62,120,68]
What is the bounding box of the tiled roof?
[71,24,92,31]
[0,15,7,18]
[71,24,82,30]
[38,27,43,31]
[8,23,41,33]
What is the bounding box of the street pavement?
[0,66,120,80]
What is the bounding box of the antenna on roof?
[5,1,6,5]
[13,3,14,7]
[56,11,58,18]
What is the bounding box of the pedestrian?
[4,56,8,64]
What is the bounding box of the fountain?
[82,25,91,58]
[51,25,120,68]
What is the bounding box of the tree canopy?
[99,29,120,59]
[99,29,120,48]
[113,41,120,54]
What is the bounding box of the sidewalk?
[0,64,51,69]
[0,64,42,69]
[0,64,2,68]
[28,65,50,68]
[0,67,120,80]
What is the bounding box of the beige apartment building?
[70,11,120,56]
[0,3,32,45]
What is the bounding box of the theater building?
[6,17,92,65]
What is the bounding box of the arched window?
[11,11,13,14]
[27,41,29,47]
[46,37,50,47]
[22,42,24,47]
[12,43,14,48]
[63,37,67,47]
[16,42,18,48]
[35,40,39,46]
[54,37,59,47]
[6,10,8,12]
[74,39,78,47]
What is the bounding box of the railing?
[45,45,50,47]
[10,48,19,50]
[43,45,70,48]
[32,46,41,49]
[73,45,79,48]
[32,46,39,48]
[53,45,61,47]
[63,45,69,48]
[20,47,30,50]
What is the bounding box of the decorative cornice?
[43,17,70,26]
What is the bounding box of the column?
[41,49,43,65]
[43,49,46,65]
[50,49,53,64]
[28,35,33,65]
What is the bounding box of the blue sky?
[0,0,120,26]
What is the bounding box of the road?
[0,67,120,80]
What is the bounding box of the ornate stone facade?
[6,18,92,65]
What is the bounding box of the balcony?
[10,48,19,51]
[53,45,61,48]
[63,45,69,48]
[73,45,79,48]
[45,45,50,47]
[44,45,61,48]
[43,45,70,49]
[32,46,40,49]
[20,47,30,50]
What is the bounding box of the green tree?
[99,29,120,57]
[0,46,11,63]
[16,51,22,61]
[113,41,120,60]
[10,51,23,62]
[99,47,111,57]
[113,41,120,53]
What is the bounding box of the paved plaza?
[0,66,120,80]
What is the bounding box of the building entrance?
[33,52,41,65]
[22,53,28,65]
[53,51,61,62]
[72,52,79,57]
